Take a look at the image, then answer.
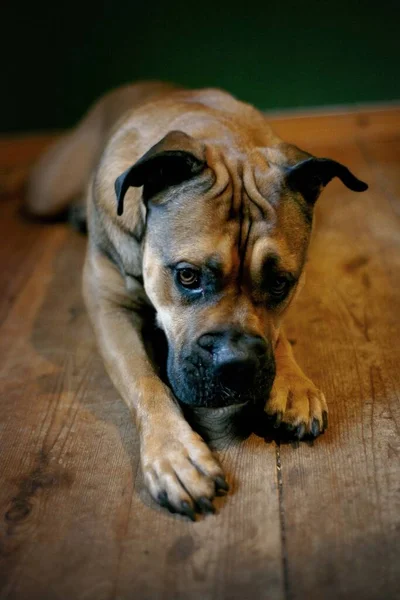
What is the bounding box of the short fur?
[27,82,367,518]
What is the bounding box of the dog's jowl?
[27,82,368,518]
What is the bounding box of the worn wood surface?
[0,107,399,600]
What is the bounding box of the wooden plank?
[0,134,58,168]
[269,107,400,147]
[116,435,283,600]
[279,136,400,599]
[0,208,283,599]
[1,108,399,600]
[356,136,400,219]
[0,203,55,326]
[0,135,58,197]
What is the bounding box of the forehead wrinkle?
[204,145,232,195]
[236,199,252,286]
[243,161,276,223]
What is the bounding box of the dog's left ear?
[286,156,368,204]
[114,130,207,215]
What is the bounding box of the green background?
[2,0,399,133]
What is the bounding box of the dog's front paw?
[141,421,228,520]
[265,373,328,440]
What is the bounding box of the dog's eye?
[269,276,290,299]
[177,267,201,289]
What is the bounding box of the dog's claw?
[157,491,177,514]
[295,424,306,439]
[311,418,320,437]
[197,497,215,514]
[215,476,229,492]
[180,501,196,521]
[273,411,283,428]
[285,422,296,433]
[322,411,329,430]
[157,491,168,506]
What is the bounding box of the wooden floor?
[0,107,399,600]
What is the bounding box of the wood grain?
[281,136,400,600]
[0,107,399,600]
[0,196,283,600]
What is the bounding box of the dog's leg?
[265,332,328,439]
[83,248,228,519]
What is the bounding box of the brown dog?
[27,82,368,519]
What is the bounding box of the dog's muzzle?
[168,328,276,408]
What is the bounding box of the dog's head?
[115,130,367,409]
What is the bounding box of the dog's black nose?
[197,329,269,389]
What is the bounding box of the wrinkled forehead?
[145,156,311,274]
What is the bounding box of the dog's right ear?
[114,130,207,216]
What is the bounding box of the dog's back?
[25,82,284,224]
[25,82,176,219]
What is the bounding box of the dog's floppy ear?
[114,130,207,215]
[286,156,368,204]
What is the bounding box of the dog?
[26,82,368,519]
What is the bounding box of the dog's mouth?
[144,320,275,410]
[167,352,276,410]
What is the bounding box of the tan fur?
[28,82,337,517]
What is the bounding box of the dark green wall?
[2,0,399,132]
